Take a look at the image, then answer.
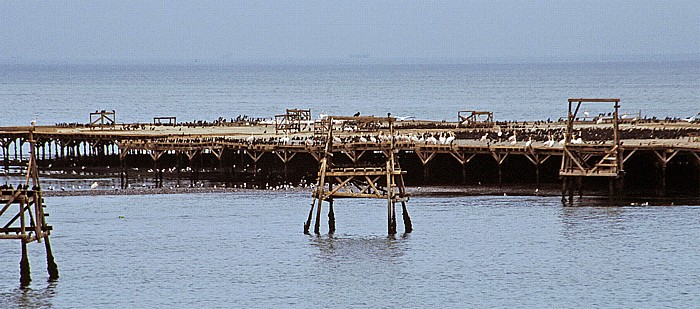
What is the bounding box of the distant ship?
[348,54,369,59]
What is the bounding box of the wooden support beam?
[274,151,296,163]
[415,150,437,165]
[622,148,637,164]
[691,151,700,164]
[148,150,164,162]
[186,150,199,161]
[490,151,508,165]
[246,151,264,163]
[652,149,680,165]
[210,148,224,160]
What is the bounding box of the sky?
[1,0,698,64]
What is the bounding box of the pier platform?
[1,111,698,198]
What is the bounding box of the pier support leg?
[44,236,59,280]
[561,177,568,205]
[659,163,667,197]
[328,199,335,234]
[568,179,574,205]
[497,163,503,188]
[462,163,467,185]
[20,239,30,286]
[577,177,583,199]
[314,198,323,235]
[304,198,316,235]
[401,201,412,233]
[176,153,181,187]
[608,178,615,200]
[388,201,396,235]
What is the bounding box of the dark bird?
[353,112,361,117]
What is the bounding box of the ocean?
[0,61,699,307]
[1,61,698,126]
[1,192,699,308]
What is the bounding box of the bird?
[353,112,361,117]
[90,182,99,189]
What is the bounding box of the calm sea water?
[0,61,698,126]
[0,192,698,308]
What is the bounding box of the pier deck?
[1,116,698,198]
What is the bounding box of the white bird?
[683,112,700,122]
[525,137,532,148]
[90,181,99,189]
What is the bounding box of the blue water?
[1,62,699,307]
[1,61,698,127]
[0,192,698,308]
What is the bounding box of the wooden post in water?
[328,199,335,234]
[2,129,58,285]
[307,115,411,235]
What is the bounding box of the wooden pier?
[0,101,698,200]
[1,129,58,285]
[304,115,412,235]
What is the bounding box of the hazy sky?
[1,0,698,64]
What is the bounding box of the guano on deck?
[0,102,698,198]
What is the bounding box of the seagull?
[683,112,700,123]
[91,181,99,189]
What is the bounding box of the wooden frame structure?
[275,109,311,134]
[458,110,493,127]
[0,130,58,285]
[304,115,412,235]
[154,116,177,125]
[560,98,622,203]
[90,110,116,129]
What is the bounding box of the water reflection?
[309,234,409,263]
[1,281,57,308]
[559,203,635,241]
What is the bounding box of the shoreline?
[40,185,700,205]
